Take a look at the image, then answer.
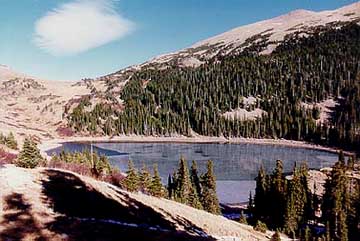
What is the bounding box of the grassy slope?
[0,165,269,241]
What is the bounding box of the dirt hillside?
[0,165,270,241]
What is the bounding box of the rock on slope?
[0,165,269,241]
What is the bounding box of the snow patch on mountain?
[147,2,360,67]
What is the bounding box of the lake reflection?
[47,142,338,203]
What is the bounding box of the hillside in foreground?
[0,164,269,241]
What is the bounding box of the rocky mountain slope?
[0,164,270,241]
[0,65,103,141]
[103,2,360,80]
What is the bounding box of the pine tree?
[174,156,193,204]
[239,210,248,224]
[16,137,43,168]
[167,174,173,199]
[5,132,18,150]
[139,164,152,194]
[347,156,355,170]
[201,160,221,214]
[149,164,164,197]
[124,160,140,192]
[326,221,331,241]
[284,164,308,238]
[247,191,254,219]
[190,160,202,200]
[322,151,350,241]
[188,184,203,210]
[338,209,348,241]
[339,150,345,166]
[303,226,311,241]
[254,164,268,221]
[300,162,311,223]
[170,170,178,199]
[269,160,286,228]
[92,154,111,177]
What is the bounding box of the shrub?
[47,159,93,176]
[271,230,281,241]
[102,167,125,187]
[254,220,268,233]
[0,148,17,164]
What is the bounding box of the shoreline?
[39,135,352,156]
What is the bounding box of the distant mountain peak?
[103,2,359,81]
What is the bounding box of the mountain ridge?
[102,1,359,81]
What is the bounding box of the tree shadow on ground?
[41,169,215,241]
[0,193,47,241]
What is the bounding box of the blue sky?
[0,0,358,81]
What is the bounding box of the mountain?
[103,2,360,80]
[0,65,95,141]
[0,64,28,81]
[0,164,269,241]
[65,2,360,152]
[1,2,359,147]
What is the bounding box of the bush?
[254,220,268,233]
[271,230,281,241]
[16,138,43,168]
[102,167,125,187]
[0,148,17,165]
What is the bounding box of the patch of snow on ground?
[222,108,266,121]
[302,98,337,123]
[242,96,258,106]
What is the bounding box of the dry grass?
[0,148,16,165]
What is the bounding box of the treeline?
[122,158,221,215]
[251,152,360,241]
[50,149,113,178]
[121,160,164,197]
[67,23,360,152]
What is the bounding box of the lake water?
[46,142,338,204]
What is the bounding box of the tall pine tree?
[124,160,140,192]
[254,164,269,222]
[201,160,221,214]
[149,164,164,197]
[16,137,43,168]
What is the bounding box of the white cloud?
[34,0,134,56]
